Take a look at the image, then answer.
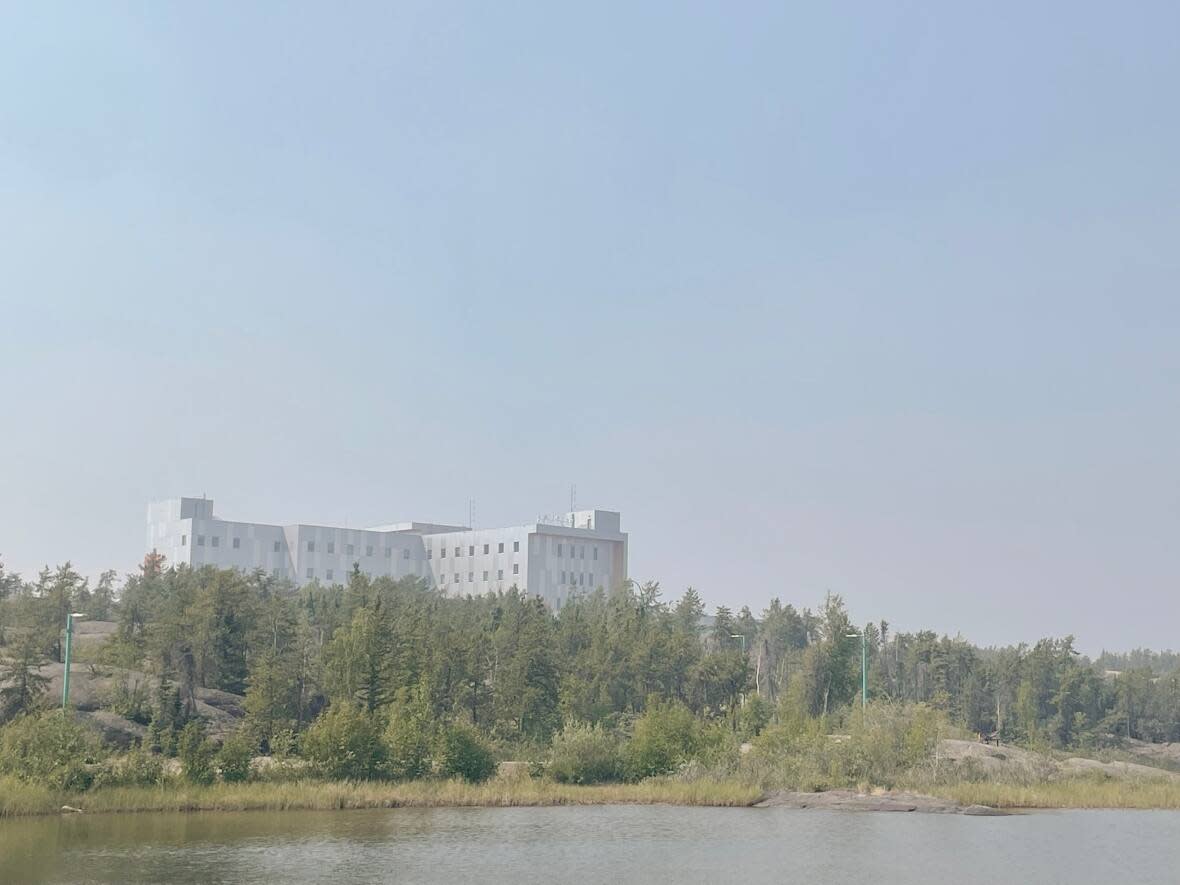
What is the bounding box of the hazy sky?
[2,3,1177,654]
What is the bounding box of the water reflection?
[2,805,1178,884]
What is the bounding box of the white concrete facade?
[147,498,627,610]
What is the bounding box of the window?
[561,570,566,583]
[589,573,593,587]
[181,535,187,546]
[469,545,474,556]
[498,542,504,553]
[385,547,393,558]
[274,540,281,553]
[593,547,598,561]
[306,568,314,579]
[429,548,434,559]
[440,547,445,558]
[513,564,519,575]
[579,546,584,559]
[307,541,315,552]
[197,535,206,546]
[468,572,473,582]
[326,569,334,581]
[483,544,489,554]
[454,547,461,557]
[233,537,241,549]
[513,540,520,553]
[271,568,279,577]
[211,535,219,548]
[482,570,489,580]
[579,573,584,585]
[346,544,354,556]
[497,569,504,580]
[402,548,410,559]
[366,545,373,557]
[557,543,563,557]
[453,574,459,583]
[327,541,335,554]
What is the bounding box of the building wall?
[148,498,627,608]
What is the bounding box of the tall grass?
[924,775,1180,810]
[0,776,760,818]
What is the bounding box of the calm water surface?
[1,806,1177,884]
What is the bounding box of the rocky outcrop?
[755,789,1005,815]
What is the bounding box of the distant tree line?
[1,555,1179,750]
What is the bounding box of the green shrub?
[743,702,950,791]
[301,704,388,780]
[737,695,773,739]
[178,721,216,785]
[217,731,254,783]
[548,721,622,784]
[93,747,166,788]
[437,723,496,782]
[384,700,432,781]
[105,677,152,725]
[624,700,699,780]
[269,727,298,760]
[0,711,103,791]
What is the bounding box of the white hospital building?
[147,497,627,610]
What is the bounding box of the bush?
[384,700,432,781]
[548,721,622,784]
[93,747,166,788]
[0,711,103,791]
[624,700,699,780]
[737,695,773,740]
[437,723,496,782]
[217,731,254,783]
[301,704,388,780]
[178,721,216,786]
[743,702,950,791]
[269,727,298,760]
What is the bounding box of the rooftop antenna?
[570,484,576,526]
[468,498,475,529]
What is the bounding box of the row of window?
[184,535,243,549]
[560,572,593,586]
[306,540,410,559]
[446,563,521,583]
[183,534,411,561]
[432,540,520,559]
[555,543,598,561]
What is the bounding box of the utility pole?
[845,628,867,710]
[62,612,88,711]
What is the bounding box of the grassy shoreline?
[922,778,1180,810]
[5,774,1180,819]
[0,776,760,819]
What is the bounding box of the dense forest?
[2,554,1177,758]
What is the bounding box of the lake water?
[2,805,1177,884]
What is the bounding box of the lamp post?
[729,633,747,654]
[62,612,88,711]
[845,629,867,710]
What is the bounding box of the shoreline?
[5,775,1180,819]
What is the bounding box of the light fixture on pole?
[845,629,867,710]
[62,612,88,711]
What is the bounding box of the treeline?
[2,556,1179,754]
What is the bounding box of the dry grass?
[0,776,760,818]
[923,775,1180,810]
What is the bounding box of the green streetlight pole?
[845,629,867,710]
[62,612,88,712]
